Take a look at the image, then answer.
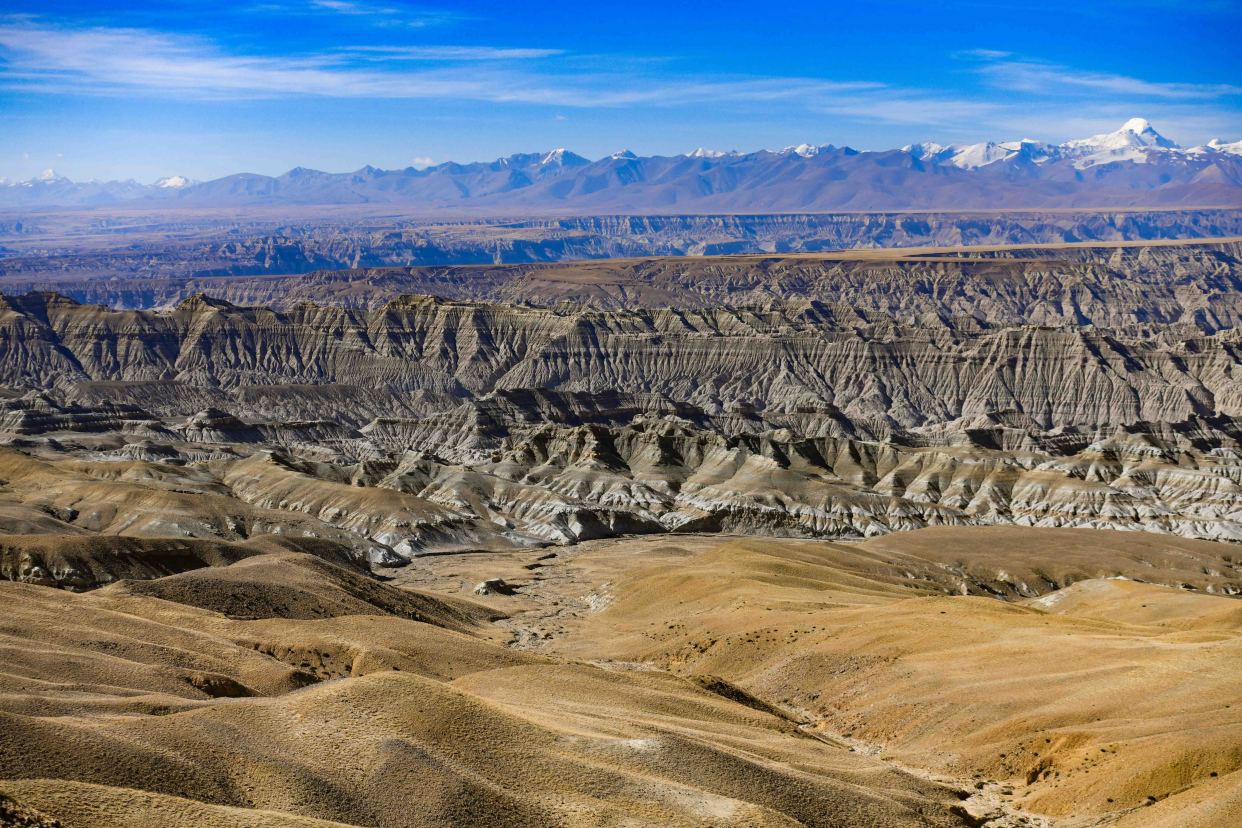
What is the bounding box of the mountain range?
[4,119,1241,212]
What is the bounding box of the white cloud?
[954,48,1012,60]
[409,155,434,167]
[337,45,562,61]
[809,94,1002,128]
[0,20,882,108]
[978,58,1241,101]
[305,1,463,27]
[310,0,376,12]
[0,19,1236,149]
[0,22,544,101]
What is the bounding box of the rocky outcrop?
[2,291,1239,432]
[2,390,1240,562]
[0,392,168,437]
[2,243,1242,555]
[8,239,1240,336]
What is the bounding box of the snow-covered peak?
[902,141,950,161]
[903,121,1194,170]
[781,143,823,158]
[905,136,1056,169]
[155,175,191,189]
[1064,118,1178,151]
[37,168,64,182]
[1204,138,1242,156]
[947,142,1013,169]
[998,138,1056,164]
[685,147,729,158]
[609,149,638,160]
[998,138,1046,150]
[536,148,588,168]
[1061,118,1179,167]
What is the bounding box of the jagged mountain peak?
[1060,119,1178,168]
[539,147,589,167]
[1065,118,1177,149]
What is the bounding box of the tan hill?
[3,527,1239,826]
[429,528,1242,827]
[0,541,974,828]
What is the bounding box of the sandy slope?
[1,526,1239,826]
[0,540,969,827]
[524,531,1242,825]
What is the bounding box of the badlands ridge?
[0,239,1240,827]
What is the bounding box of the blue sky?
[0,0,1239,182]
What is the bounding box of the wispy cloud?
[266,1,465,28]
[953,48,1011,60]
[811,95,1003,128]
[978,57,1241,101]
[0,19,878,108]
[336,45,563,61]
[0,18,1236,150]
[0,21,559,102]
[310,0,385,12]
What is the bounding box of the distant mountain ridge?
[4,119,1241,212]
[902,118,1198,170]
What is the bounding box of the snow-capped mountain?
[1064,118,1176,150]
[538,148,589,168]
[684,147,732,158]
[1061,118,1180,167]
[780,143,827,158]
[904,119,1187,170]
[2,119,1239,211]
[905,139,1055,169]
[1203,138,1242,156]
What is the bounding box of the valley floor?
[2,526,1239,827]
